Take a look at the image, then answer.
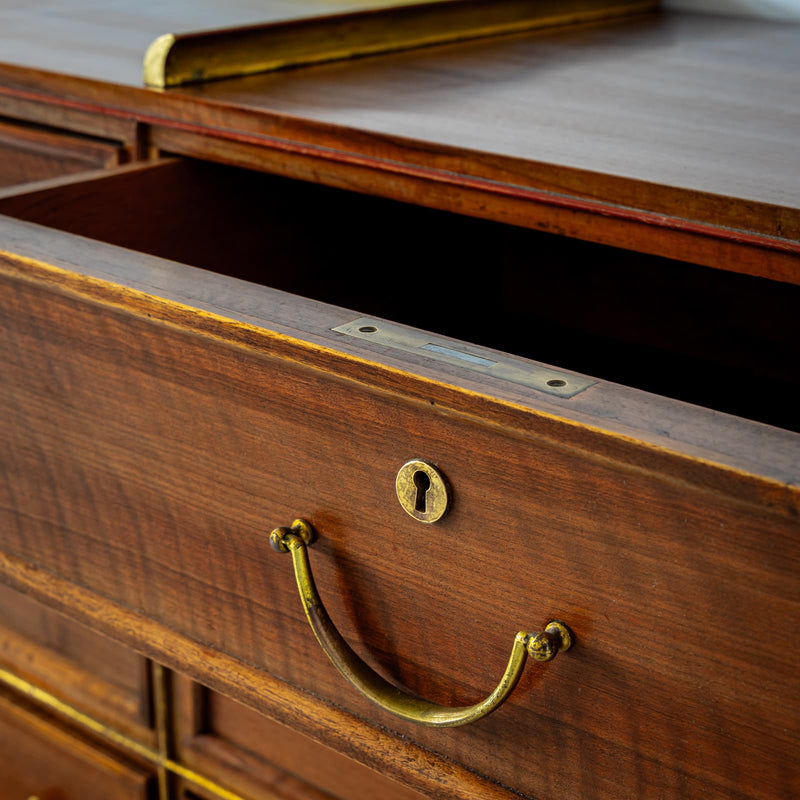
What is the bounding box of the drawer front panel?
[0,690,154,800]
[0,119,125,188]
[173,676,424,800]
[2,265,798,800]
[0,583,154,742]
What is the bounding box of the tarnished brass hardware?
[527,620,573,662]
[143,0,656,88]
[395,459,451,523]
[270,517,316,551]
[270,519,573,727]
[0,668,249,800]
[333,318,596,398]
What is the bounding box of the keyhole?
[413,470,431,513]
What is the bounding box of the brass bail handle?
[270,519,573,728]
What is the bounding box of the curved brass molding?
[142,33,176,89]
[141,0,656,88]
[271,518,573,727]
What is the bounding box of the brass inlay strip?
[0,667,247,800]
[151,662,172,800]
[333,318,596,398]
[143,0,657,87]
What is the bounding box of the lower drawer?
[0,158,798,800]
[0,118,126,188]
[0,583,154,744]
[0,689,155,800]
[174,676,424,800]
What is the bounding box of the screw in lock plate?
[395,459,451,523]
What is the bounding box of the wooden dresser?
[1,4,799,799]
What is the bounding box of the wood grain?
[0,687,155,800]
[0,12,796,276]
[1,245,798,799]
[0,550,527,800]
[0,92,141,147]
[1,160,799,435]
[173,676,426,800]
[0,0,443,86]
[1,213,798,512]
[0,118,126,187]
[169,13,800,240]
[0,583,155,744]
[0,8,799,799]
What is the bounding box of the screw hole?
[358,326,378,333]
[547,379,567,388]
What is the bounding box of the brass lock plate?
[332,318,595,398]
[396,459,451,523]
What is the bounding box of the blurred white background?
[664,0,800,20]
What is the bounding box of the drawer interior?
[1,157,797,431]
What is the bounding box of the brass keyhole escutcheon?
[396,459,451,523]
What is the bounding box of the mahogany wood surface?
[0,210,798,510]
[0,6,799,800]
[0,92,142,147]
[172,13,800,237]
[0,7,797,278]
[0,688,155,800]
[173,676,425,800]
[1,233,798,799]
[0,549,541,800]
[0,0,455,85]
[145,123,800,286]
[0,583,155,744]
[1,159,798,433]
[0,118,126,187]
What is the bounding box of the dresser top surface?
[0,0,427,85]
[0,3,798,218]
[184,12,800,212]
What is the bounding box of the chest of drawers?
[1,5,799,799]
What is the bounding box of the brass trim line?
[270,519,573,727]
[0,666,248,800]
[151,662,172,800]
[143,0,657,87]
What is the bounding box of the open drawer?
[1,158,799,800]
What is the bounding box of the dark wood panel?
[176,783,327,800]
[1,159,799,432]
[1,556,514,800]
[0,6,796,228]
[148,124,800,286]
[169,13,800,241]
[0,13,796,274]
[0,7,796,800]
[0,119,125,187]
[0,582,154,742]
[0,688,155,800]
[0,263,798,800]
[0,210,797,505]
[174,676,425,800]
[0,93,140,146]
[0,0,522,87]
